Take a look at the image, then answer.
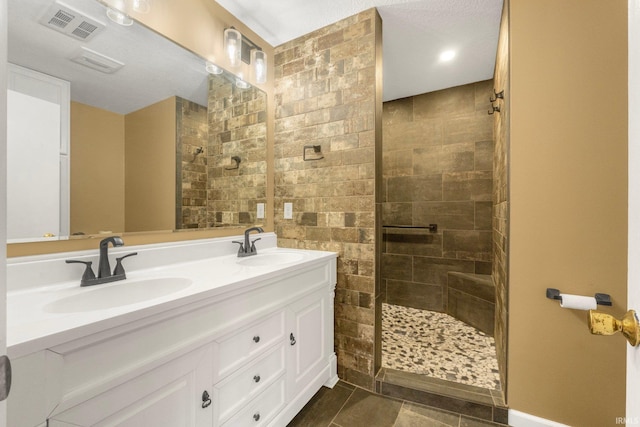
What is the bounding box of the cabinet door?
[48,345,213,427]
[287,288,330,398]
[7,64,70,242]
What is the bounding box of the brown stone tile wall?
[273,9,382,390]
[492,0,509,399]
[208,76,267,226]
[382,80,495,312]
[176,97,208,229]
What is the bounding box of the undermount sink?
[43,277,193,313]
[237,251,306,267]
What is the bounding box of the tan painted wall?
[8,0,275,257]
[508,1,627,425]
[124,97,176,232]
[70,102,125,235]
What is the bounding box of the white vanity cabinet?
[7,254,338,427]
[286,287,332,400]
[48,344,214,427]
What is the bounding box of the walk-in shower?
[379,79,501,392]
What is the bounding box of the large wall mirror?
[7,0,267,243]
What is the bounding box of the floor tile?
[333,387,403,427]
[290,381,509,427]
[401,402,461,426]
[287,382,354,427]
[394,407,452,427]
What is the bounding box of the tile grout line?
[327,386,356,427]
[395,400,465,427]
[391,401,407,427]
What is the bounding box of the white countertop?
[7,241,337,359]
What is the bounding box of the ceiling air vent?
[40,1,105,42]
[71,47,124,74]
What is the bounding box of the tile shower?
[176,75,268,230]
[381,80,501,391]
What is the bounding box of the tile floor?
[381,303,502,391]
[288,381,508,427]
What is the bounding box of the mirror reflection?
[7,0,267,242]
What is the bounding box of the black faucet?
[66,236,137,286]
[233,227,264,257]
[98,236,124,278]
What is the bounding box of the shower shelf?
[382,224,438,234]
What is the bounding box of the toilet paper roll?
[559,294,597,310]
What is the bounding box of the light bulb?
[224,28,242,68]
[251,50,267,84]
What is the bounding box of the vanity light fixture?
[224,27,266,84]
[251,49,267,84]
[205,62,223,75]
[224,27,242,68]
[106,7,133,26]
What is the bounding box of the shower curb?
[375,367,509,425]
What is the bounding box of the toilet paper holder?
[545,288,612,306]
[546,288,640,346]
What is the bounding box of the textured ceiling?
[215,0,504,101]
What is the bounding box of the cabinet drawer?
[221,377,286,427]
[216,310,285,378]
[215,344,285,424]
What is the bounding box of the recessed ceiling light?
[235,78,251,89]
[106,8,133,26]
[439,50,456,62]
[205,62,223,75]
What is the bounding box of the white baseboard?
[509,410,570,427]
[323,353,339,388]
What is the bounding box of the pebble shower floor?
[381,303,502,391]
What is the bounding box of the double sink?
[42,250,307,314]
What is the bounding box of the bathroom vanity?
[6,233,338,426]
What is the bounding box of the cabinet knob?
[201,390,211,409]
[253,335,260,343]
[290,332,296,346]
[253,374,261,383]
[253,412,261,421]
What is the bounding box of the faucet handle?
[113,252,138,276]
[250,237,262,252]
[66,260,96,284]
[232,240,245,254]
